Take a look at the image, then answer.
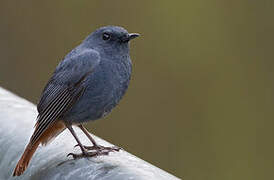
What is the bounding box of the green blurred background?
[0,0,273,179]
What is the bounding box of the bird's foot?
[85,145,121,152]
[69,145,121,159]
[74,144,121,152]
[67,150,109,159]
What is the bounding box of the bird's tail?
[13,120,65,176]
[13,141,39,176]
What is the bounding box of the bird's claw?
[83,145,122,152]
[67,150,109,159]
[73,144,122,152]
[69,145,121,159]
[74,144,80,148]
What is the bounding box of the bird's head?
[83,26,139,55]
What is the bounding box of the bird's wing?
[30,49,100,144]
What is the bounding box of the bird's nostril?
[120,34,130,43]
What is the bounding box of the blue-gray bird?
[13,26,139,176]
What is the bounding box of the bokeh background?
[0,0,274,179]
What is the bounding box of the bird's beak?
[121,33,140,43]
[128,33,140,41]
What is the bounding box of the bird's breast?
[63,58,132,123]
[96,59,132,113]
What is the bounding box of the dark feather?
[31,49,100,145]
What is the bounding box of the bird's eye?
[102,33,111,41]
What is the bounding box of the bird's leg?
[76,124,121,152]
[66,125,104,159]
[78,124,98,147]
[67,125,87,154]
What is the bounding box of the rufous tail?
[13,141,39,176]
[13,120,65,176]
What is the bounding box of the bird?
[13,26,139,176]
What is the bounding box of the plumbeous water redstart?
[13,26,139,176]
